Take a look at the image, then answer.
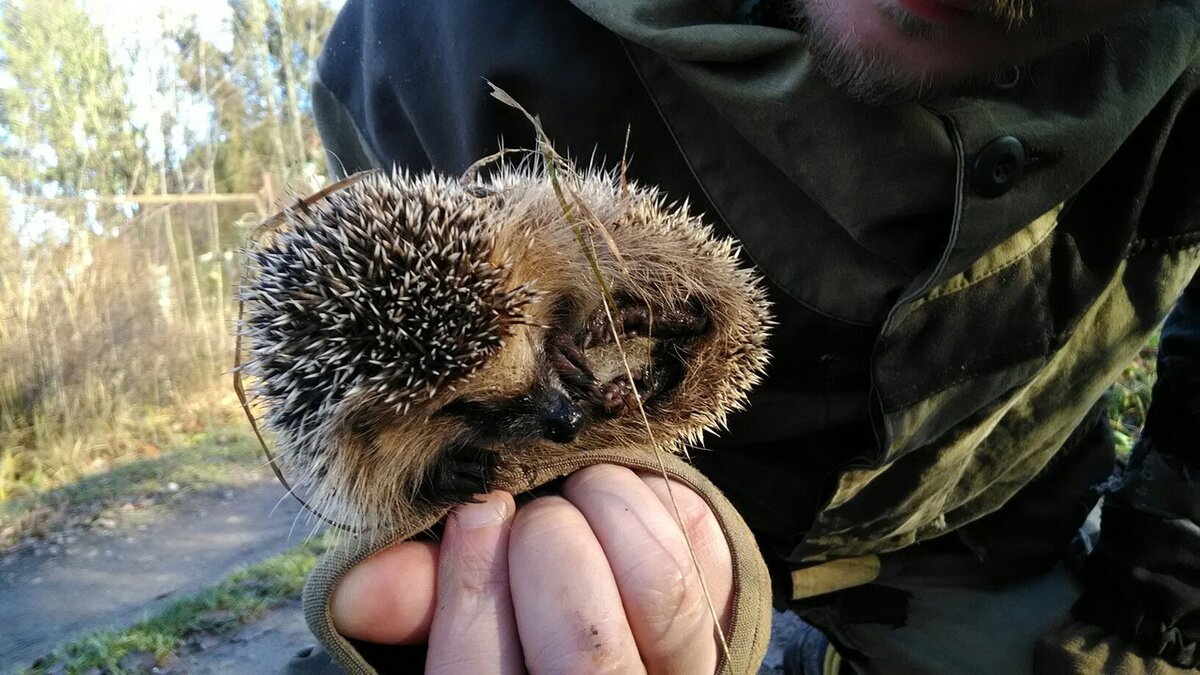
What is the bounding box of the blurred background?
[0,1,340,672]
[0,0,1161,673]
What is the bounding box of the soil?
[167,600,319,675]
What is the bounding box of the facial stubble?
[786,0,1061,105]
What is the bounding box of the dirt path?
[0,480,310,671]
[168,600,317,675]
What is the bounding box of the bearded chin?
[806,37,929,106]
[781,0,1062,106]
[802,19,999,106]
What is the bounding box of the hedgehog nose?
[540,390,584,444]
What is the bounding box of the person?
[285,0,1200,672]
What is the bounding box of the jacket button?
[971,136,1026,198]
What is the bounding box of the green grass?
[1108,335,1159,458]
[26,534,332,675]
[0,427,265,550]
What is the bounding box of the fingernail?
[454,493,508,529]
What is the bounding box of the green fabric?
[802,216,1200,559]
[566,0,1200,318]
[568,0,955,228]
[566,0,1200,565]
[311,76,380,180]
[1036,622,1196,674]
[793,526,1196,674]
[302,451,773,674]
[571,0,954,324]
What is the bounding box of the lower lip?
[894,0,973,21]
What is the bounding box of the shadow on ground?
[1,481,310,671]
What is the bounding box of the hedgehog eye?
[437,397,522,436]
[438,398,477,417]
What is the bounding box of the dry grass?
[0,427,265,550]
[0,202,250,503]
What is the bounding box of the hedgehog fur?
[239,167,771,535]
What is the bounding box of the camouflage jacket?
[310,0,1200,659]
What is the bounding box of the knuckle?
[441,534,508,596]
[541,650,645,675]
[429,653,508,675]
[448,564,507,595]
[660,484,728,564]
[528,628,645,675]
[667,482,716,535]
[509,496,587,549]
[639,473,717,531]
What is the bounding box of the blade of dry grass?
[487,81,732,663]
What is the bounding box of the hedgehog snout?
[439,381,585,446]
[538,388,584,443]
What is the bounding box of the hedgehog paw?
[421,444,500,507]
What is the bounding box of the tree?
[224,0,335,193]
[0,0,145,198]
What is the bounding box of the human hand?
[329,464,734,674]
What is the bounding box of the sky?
[5,0,343,245]
[83,0,235,168]
[6,2,236,243]
[82,0,343,166]
[85,0,236,53]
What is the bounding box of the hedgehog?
[238,166,771,536]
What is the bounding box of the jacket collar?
[920,11,1200,305]
[571,0,955,233]
[569,0,1200,319]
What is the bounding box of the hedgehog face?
[240,169,770,534]
[447,295,707,435]
[425,294,710,497]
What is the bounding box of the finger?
[330,539,439,644]
[636,470,734,631]
[426,491,523,675]
[508,496,646,675]
[564,465,733,675]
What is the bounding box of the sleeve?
[307,0,706,196]
[311,73,382,180]
[1072,273,1200,668]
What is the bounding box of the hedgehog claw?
[421,444,499,507]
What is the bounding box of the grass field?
[1108,336,1158,457]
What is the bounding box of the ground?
[164,601,315,675]
[0,437,319,672]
